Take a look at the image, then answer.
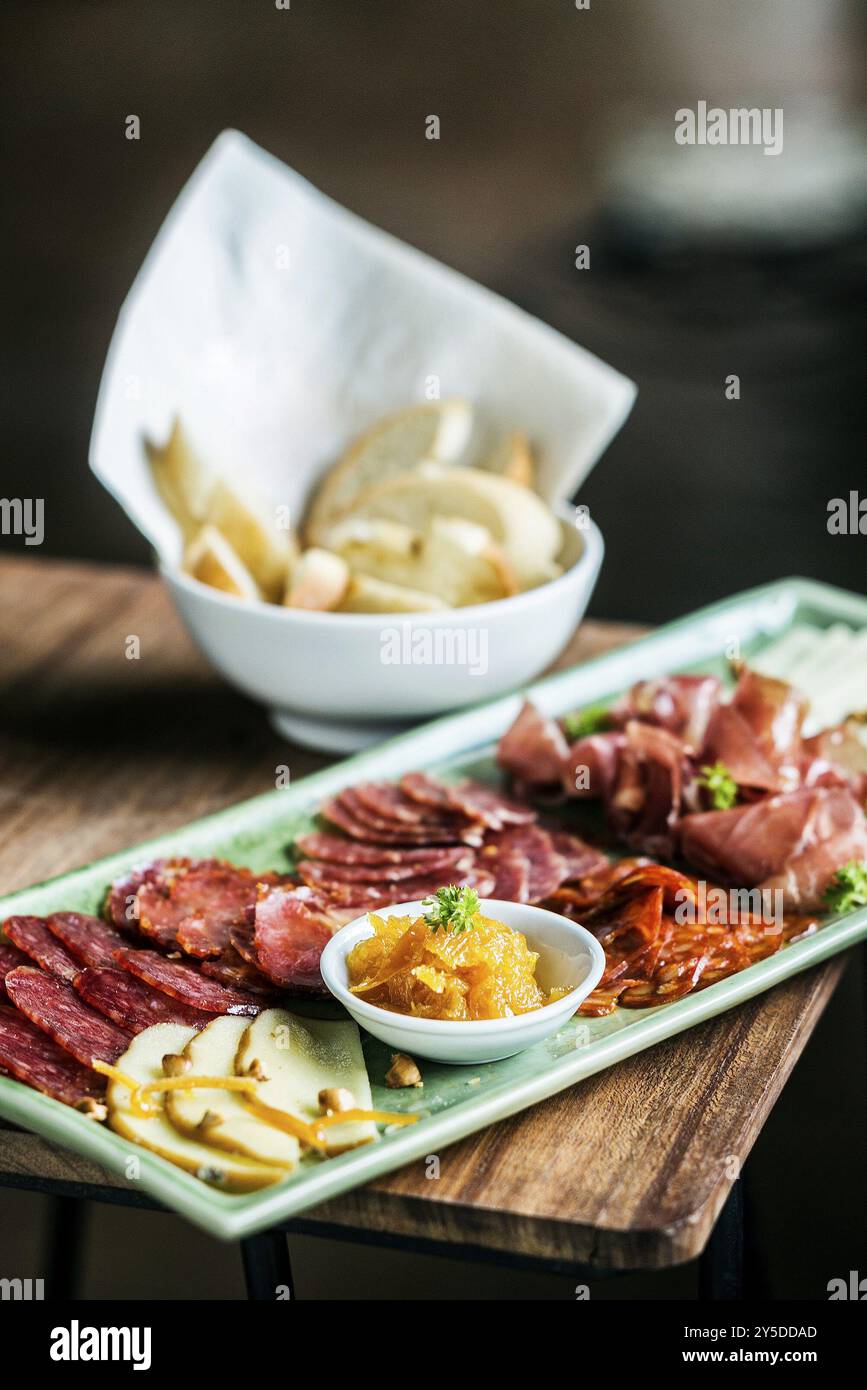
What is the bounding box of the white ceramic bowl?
[161,505,603,751]
[319,898,606,1065]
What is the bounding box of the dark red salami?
[47,911,131,969]
[252,885,334,993]
[4,916,82,984]
[0,1003,105,1108]
[352,781,466,830]
[0,942,29,996]
[490,826,566,902]
[478,843,531,902]
[295,832,470,868]
[323,792,477,846]
[297,866,496,911]
[114,948,263,1016]
[4,967,132,1066]
[444,781,536,829]
[75,966,216,1031]
[297,847,473,888]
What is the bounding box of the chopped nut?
[385,1052,423,1089]
[162,1053,191,1077]
[196,1109,221,1132]
[318,1086,355,1115]
[246,1057,269,1082]
[76,1097,108,1122]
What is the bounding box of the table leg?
[241,1229,295,1301]
[44,1195,87,1300]
[698,1181,744,1301]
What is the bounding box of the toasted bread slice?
[477,430,535,488]
[284,548,350,611]
[145,418,213,543]
[338,463,561,587]
[338,573,448,614]
[304,400,473,544]
[205,478,296,603]
[331,515,516,607]
[184,525,262,601]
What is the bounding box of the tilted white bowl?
[319,898,606,1065]
[161,504,603,751]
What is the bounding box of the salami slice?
[47,912,131,969]
[352,782,468,830]
[300,866,496,911]
[113,948,262,1017]
[252,885,334,993]
[339,789,468,842]
[323,793,477,846]
[297,847,473,888]
[0,1004,105,1108]
[399,771,456,810]
[75,966,216,1032]
[4,916,82,984]
[295,832,469,868]
[443,781,536,829]
[478,844,531,902]
[4,967,132,1066]
[0,942,29,996]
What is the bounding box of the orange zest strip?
[315,1108,420,1131]
[244,1098,327,1152]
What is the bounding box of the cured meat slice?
[566,731,626,800]
[106,858,274,957]
[680,786,866,888]
[352,782,466,829]
[322,795,468,847]
[495,702,571,787]
[75,966,216,1032]
[252,885,334,993]
[297,847,474,888]
[699,703,784,794]
[0,942,29,996]
[444,781,536,829]
[47,911,131,970]
[340,788,482,845]
[488,826,566,902]
[295,832,469,868]
[547,831,608,882]
[297,867,496,912]
[0,1004,105,1108]
[611,675,721,751]
[4,967,132,1066]
[478,842,531,902]
[608,721,686,857]
[729,669,806,786]
[3,916,81,984]
[401,771,536,829]
[200,948,279,998]
[113,948,263,1017]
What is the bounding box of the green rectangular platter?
[1,576,865,1240]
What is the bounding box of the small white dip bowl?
[319,898,606,1065]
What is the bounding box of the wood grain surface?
[0,555,846,1268]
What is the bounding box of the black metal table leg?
[241,1229,295,1301]
[699,1180,744,1300]
[44,1195,87,1300]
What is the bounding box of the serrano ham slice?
[113,948,262,1016]
[75,966,216,1031]
[0,1004,105,1107]
[4,916,82,984]
[47,912,131,969]
[4,967,132,1066]
[494,704,571,788]
[252,885,335,993]
[611,675,721,751]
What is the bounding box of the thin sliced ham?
[611,675,721,751]
[496,701,571,787]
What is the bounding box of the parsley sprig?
[697,761,739,811]
[422,885,480,934]
[823,861,867,915]
[563,704,611,740]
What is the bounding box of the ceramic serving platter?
[1,576,865,1240]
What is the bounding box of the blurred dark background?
[1,0,865,621]
[1,0,866,1302]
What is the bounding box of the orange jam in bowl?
[346,910,565,1021]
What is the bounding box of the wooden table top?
[0,555,846,1270]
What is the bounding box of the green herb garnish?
[422,884,480,934]
[697,761,739,811]
[823,860,867,915]
[563,704,611,740]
